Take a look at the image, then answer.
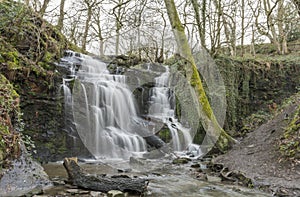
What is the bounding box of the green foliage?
[21,134,37,155]
[0,0,70,71]
[287,24,300,42]
[0,74,21,166]
[0,74,20,120]
[215,55,300,134]
[240,111,272,134]
[279,102,300,160]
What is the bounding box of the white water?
[70,56,147,159]
[61,52,195,159]
[149,66,192,151]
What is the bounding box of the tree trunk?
[115,28,120,55]
[277,0,288,54]
[56,0,66,32]
[240,0,245,56]
[82,7,92,51]
[163,0,236,152]
[39,0,51,17]
[63,158,149,194]
[292,0,300,16]
[191,0,207,51]
[99,39,104,57]
[250,24,256,56]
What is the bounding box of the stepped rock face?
[217,57,300,132]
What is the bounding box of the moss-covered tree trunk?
[163,0,236,152]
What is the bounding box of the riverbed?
[42,157,271,197]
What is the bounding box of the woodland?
[0,0,299,196]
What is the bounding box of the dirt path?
[214,101,300,196]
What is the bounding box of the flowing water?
[48,51,272,196]
[148,66,192,151]
[70,55,147,159]
[43,159,271,197]
[62,52,194,159]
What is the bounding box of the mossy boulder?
[0,0,87,162]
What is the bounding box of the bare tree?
[292,0,300,16]
[39,0,51,17]
[91,5,105,56]
[65,11,83,46]
[250,0,295,54]
[56,0,66,32]
[191,0,208,51]
[111,0,131,55]
[163,0,235,152]
[240,0,245,56]
[207,0,222,56]
[80,0,103,51]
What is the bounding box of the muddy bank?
[213,96,300,196]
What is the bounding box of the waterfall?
[149,66,192,151]
[60,51,194,159]
[66,54,147,159]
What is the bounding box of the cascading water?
[65,54,147,159]
[61,51,195,159]
[149,66,192,151]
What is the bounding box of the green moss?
[38,51,57,70]
[158,129,171,143]
[0,74,20,166]
[215,54,300,133]
[280,101,300,160]
[190,65,213,119]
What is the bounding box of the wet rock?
[207,162,224,172]
[107,190,125,197]
[65,183,78,189]
[196,173,207,181]
[143,149,166,159]
[129,157,147,166]
[0,146,52,196]
[90,191,103,197]
[172,157,191,165]
[66,188,80,194]
[24,185,43,197]
[52,180,66,186]
[191,163,201,168]
[66,188,90,195]
[117,168,132,173]
[206,175,222,183]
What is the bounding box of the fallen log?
[63,158,149,194]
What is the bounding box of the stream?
[42,157,271,196]
[45,51,272,196]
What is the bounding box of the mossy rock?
[280,95,300,160]
[0,74,20,167]
[172,157,191,165]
